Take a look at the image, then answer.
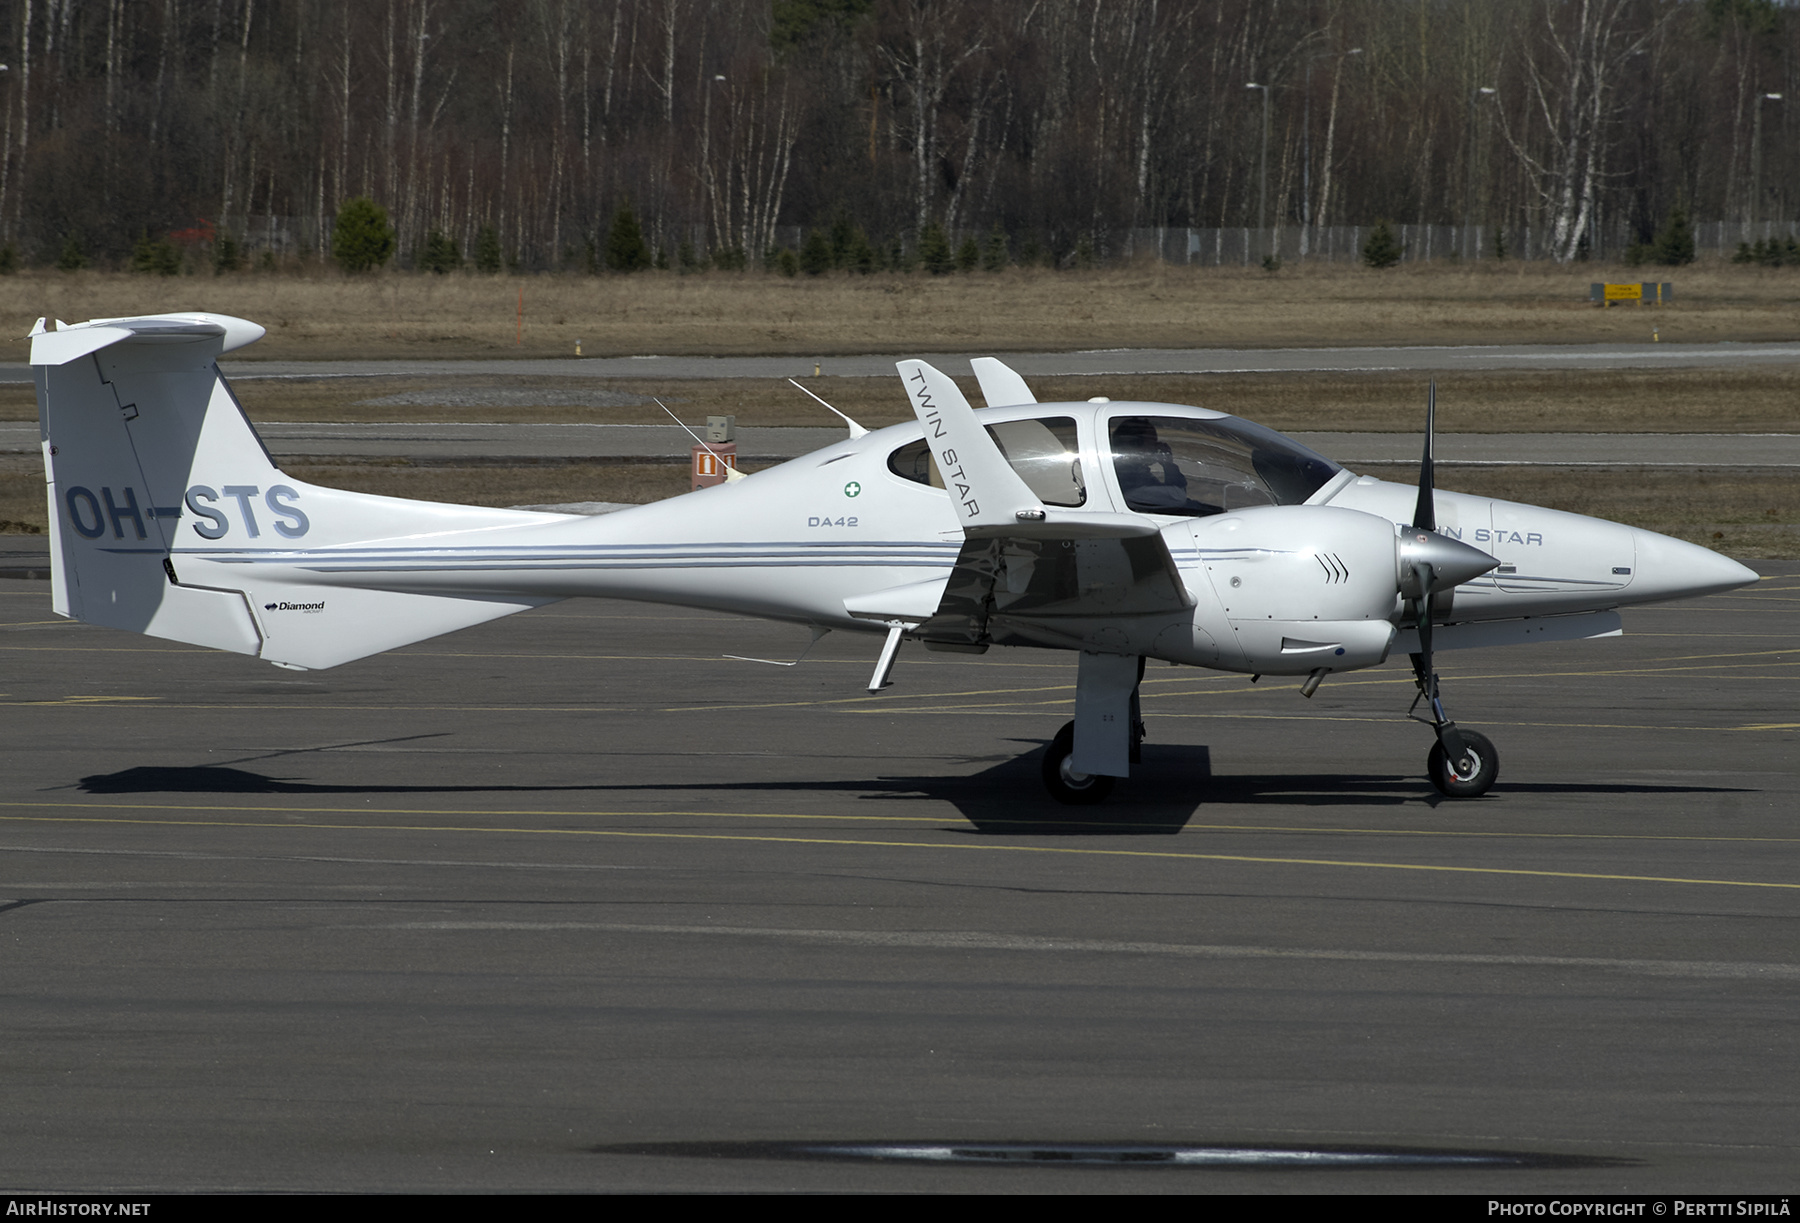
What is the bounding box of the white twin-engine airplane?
[31,312,1757,804]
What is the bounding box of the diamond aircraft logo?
[843,481,861,498]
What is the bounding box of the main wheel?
[1427,729,1498,798]
[1042,721,1115,805]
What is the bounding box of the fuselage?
[174,400,1756,674]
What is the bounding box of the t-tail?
[32,313,561,670]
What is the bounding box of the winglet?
[897,359,1040,530]
[970,357,1036,407]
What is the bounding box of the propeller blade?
[1413,560,1435,683]
[1411,381,1437,532]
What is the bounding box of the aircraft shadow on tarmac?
[73,739,1756,838]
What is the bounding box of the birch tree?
[1501,0,1659,262]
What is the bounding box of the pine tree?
[606,204,652,272]
[1362,220,1403,269]
[130,231,180,275]
[419,229,461,274]
[956,236,980,272]
[828,209,857,268]
[919,222,954,274]
[332,197,395,273]
[474,225,503,273]
[213,233,243,274]
[1654,208,1695,267]
[800,228,834,275]
[57,233,87,272]
[981,225,1008,272]
[845,228,876,274]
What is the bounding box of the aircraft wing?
[892,360,1193,652]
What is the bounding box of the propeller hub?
[1398,529,1500,598]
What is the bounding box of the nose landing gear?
[1410,653,1499,798]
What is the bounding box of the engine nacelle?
[1187,505,1403,675]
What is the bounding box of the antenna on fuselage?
[787,378,869,439]
[656,398,746,483]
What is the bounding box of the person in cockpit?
[1110,416,1192,513]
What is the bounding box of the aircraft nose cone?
[1397,529,1501,593]
[1628,529,1760,601]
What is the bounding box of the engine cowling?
[1187,505,1407,675]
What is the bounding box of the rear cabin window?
[887,417,1086,507]
[1108,415,1341,517]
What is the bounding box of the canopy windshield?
[1108,414,1341,517]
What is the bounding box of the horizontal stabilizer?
[30,313,266,365]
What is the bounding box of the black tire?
[1427,729,1498,798]
[1042,720,1115,805]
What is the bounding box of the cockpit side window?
[1108,415,1340,517]
[887,416,1086,507]
[987,418,1085,506]
[887,437,946,489]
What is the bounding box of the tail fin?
[34,313,556,670]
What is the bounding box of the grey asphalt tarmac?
[208,338,1800,377]
[2,551,1796,1192]
[6,338,1800,384]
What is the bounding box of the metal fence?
[1119,221,1800,266]
[243,215,1800,267]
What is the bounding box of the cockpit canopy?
[1106,413,1340,516]
[885,404,1340,517]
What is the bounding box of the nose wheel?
[1409,653,1499,799]
[1427,728,1498,798]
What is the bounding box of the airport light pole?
[1247,81,1270,252]
[1463,86,1497,260]
[1752,92,1783,235]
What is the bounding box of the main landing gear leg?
[1130,655,1146,765]
[1409,651,1498,799]
[1042,652,1140,805]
